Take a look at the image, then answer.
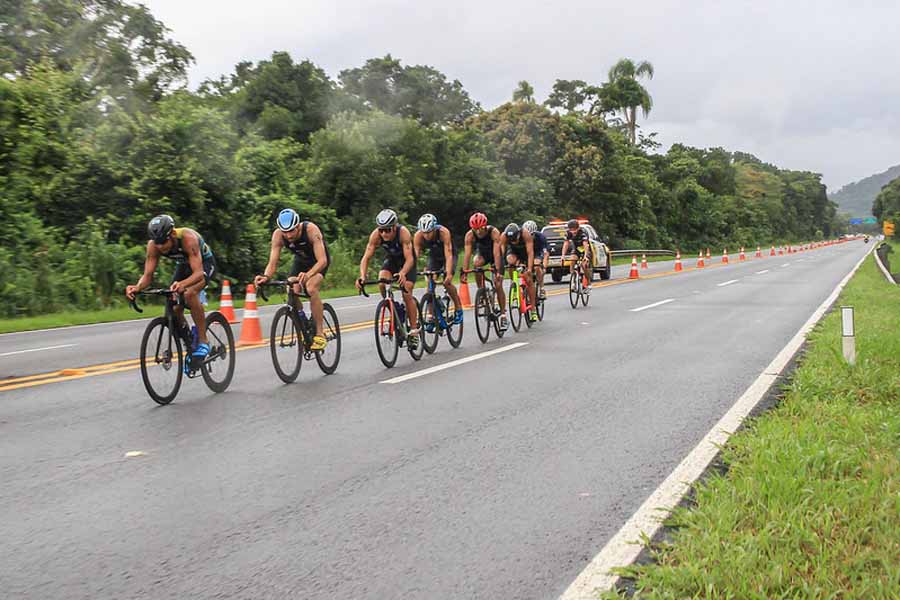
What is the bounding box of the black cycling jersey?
[565,227,590,251]
[532,231,547,255]
[161,228,214,264]
[381,224,404,258]
[506,235,527,255]
[472,226,497,256]
[283,221,329,262]
[423,225,449,257]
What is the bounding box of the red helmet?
[469,212,488,229]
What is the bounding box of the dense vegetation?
[830,164,900,217]
[872,176,900,225]
[0,1,842,318]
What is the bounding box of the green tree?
[601,58,654,144]
[512,80,535,103]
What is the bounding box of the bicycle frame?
[259,280,315,350]
[509,265,536,315]
[422,270,452,332]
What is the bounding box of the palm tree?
[603,59,654,144]
[512,80,535,103]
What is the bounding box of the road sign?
[864,217,878,224]
[884,221,895,236]
[849,218,863,225]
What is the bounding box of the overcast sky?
[144,0,900,190]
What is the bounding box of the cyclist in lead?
[356,209,420,349]
[522,220,548,300]
[560,218,592,288]
[460,212,508,331]
[125,214,216,361]
[254,208,330,351]
[413,213,464,324]
[500,222,537,322]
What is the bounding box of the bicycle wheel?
[446,294,464,348]
[270,306,302,383]
[201,311,236,393]
[315,303,341,374]
[508,281,522,332]
[419,293,439,354]
[140,317,183,405]
[580,272,591,307]
[523,285,534,329]
[536,295,545,322]
[374,299,400,368]
[474,287,491,344]
[492,289,506,338]
[407,300,424,361]
[569,271,580,309]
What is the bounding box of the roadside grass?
[603,246,900,599]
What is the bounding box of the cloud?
[144,0,900,188]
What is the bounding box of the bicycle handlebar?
[128,288,178,314]
[256,279,305,303]
[357,276,398,298]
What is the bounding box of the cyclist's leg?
[402,261,418,331]
[443,254,463,313]
[288,255,306,313]
[524,267,537,311]
[305,273,326,338]
[473,254,487,289]
[494,255,506,311]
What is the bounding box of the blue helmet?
[277,208,301,232]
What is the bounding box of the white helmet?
[417,213,438,232]
[522,220,538,234]
[375,209,398,228]
[276,208,300,232]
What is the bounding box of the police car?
[542,220,612,282]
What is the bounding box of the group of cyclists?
[126,209,594,362]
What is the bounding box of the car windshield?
[541,225,569,241]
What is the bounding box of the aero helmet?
[522,220,538,234]
[277,208,301,232]
[469,212,488,229]
[417,213,439,232]
[148,214,175,244]
[376,209,398,228]
[504,222,521,240]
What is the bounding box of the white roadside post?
[841,306,856,365]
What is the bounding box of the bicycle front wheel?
[419,293,439,354]
[407,300,424,361]
[201,311,236,393]
[536,295,545,321]
[569,271,580,309]
[446,295,463,348]
[508,281,522,332]
[474,287,491,344]
[375,299,400,368]
[140,317,183,405]
[315,303,341,374]
[581,272,591,307]
[492,289,506,338]
[270,306,302,383]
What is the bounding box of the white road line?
[629,299,674,312]
[381,342,528,384]
[0,344,77,357]
[755,270,770,274]
[559,244,875,600]
[781,263,790,267]
[717,279,739,287]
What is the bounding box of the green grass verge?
[603,247,900,598]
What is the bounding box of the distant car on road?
[542,220,612,283]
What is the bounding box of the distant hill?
[829,164,900,216]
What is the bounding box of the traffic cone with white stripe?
[706,248,711,261]
[697,250,705,268]
[218,280,238,324]
[756,246,762,258]
[674,250,683,272]
[778,247,784,256]
[641,253,648,269]
[739,247,746,261]
[722,248,729,264]
[629,255,640,279]
[770,246,776,257]
[237,284,263,346]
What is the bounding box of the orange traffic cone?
[739,247,746,261]
[641,253,648,269]
[756,246,762,258]
[219,280,238,324]
[697,250,705,268]
[237,284,263,346]
[778,247,784,256]
[706,248,711,261]
[674,250,683,272]
[770,246,776,257]
[722,248,729,264]
[629,255,640,279]
[459,279,472,308]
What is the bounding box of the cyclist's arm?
[133,241,159,292]
[358,230,379,281]
[524,230,535,270]
[441,228,454,272]
[305,224,328,279]
[462,231,474,271]
[413,231,424,268]
[178,234,206,289]
[561,239,570,257]
[492,229,503,274]
[399,227,414,278]
[261,229,283,279]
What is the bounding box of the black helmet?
[504,222,521,240]
[148,214,175,244]
[566,219,579,230]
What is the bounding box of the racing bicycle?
[507,264,542,331]
[419,269,463,353]
[359,276,424,368]
[130,289,235,404]
[463,267,506,343]
[566,254,592,308]
[258,279,341,382]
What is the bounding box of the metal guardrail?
[609,249,676,258]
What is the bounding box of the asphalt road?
[0,241,867,599]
